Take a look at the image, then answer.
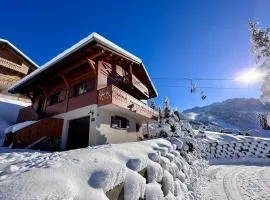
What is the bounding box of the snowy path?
[201,164,270,200]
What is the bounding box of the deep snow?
[0,138,205,200]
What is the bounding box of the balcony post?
[129,63,133,84]
[58,73,70,112]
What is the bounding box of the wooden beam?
[87,59,97,75]
[58,73,70,89]
[129,63,133,84]
[88,49,105,60]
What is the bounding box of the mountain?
[183,98,270,136]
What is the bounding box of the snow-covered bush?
[144,97,207,162]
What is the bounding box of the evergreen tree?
[163,97,171,118]
[249,21,270,62]
[249,21,270,104]
[149,99,157,110]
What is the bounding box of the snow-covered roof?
[8,33,158,96]
[0,38,39,69]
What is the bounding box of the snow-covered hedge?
[0,138,206,200]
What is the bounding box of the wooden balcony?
[98,85,158,120]
[0,57,29,75]
[132,74,149,97]
[12,118,63,148]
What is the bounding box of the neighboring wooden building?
[8,33,158,150]
[0,39,38,103]
[0,39,38,139]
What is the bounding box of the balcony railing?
[12,118,64,148]
[98,85,158,120]
[132,74,149,97]
[0,57,29,74]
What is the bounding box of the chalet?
[0,39,38,103]
[8,33,158,150]
[0,39,38,138]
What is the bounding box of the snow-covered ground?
[200,162,270,200]
[0,101,25,145]
[197,131,270,200]
[203,131,270,144]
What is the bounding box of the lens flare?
[236,68,263,84]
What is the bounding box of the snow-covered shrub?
[147,160,163,183]
[124,169,146,200]
[145,182,164,200]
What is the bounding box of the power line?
[152,77,235,81]
[156,85,260,90]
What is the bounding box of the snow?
[0,98,31,107]
[145,182,164,200]
[200,162,270,200]
[124,169,146,200]
[184,98,270,137]
[4,121,37,134]
[147,160,163,183]
[0,101,26,146]
[0,138,204,200]
[162,170,174,195]
[8,33,158,96]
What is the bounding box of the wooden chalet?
[8,33,158,150]
[0,39,38,103]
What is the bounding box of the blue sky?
[1,0,270,110]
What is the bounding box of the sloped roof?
[0,38,39,69]
[8,33,157,97]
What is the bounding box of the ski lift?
[201,91,207,100]
[190,80,196,94]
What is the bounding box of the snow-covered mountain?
[183,98,270,135]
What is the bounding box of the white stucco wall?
[54,104,143,150]
[54,104,98,150]
[96,107,143,145]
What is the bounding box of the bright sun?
[236,68,263,84]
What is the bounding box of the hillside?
[183,98,270,135]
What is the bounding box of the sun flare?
[236,68,263,84]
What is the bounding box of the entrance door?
[67,116,90,150]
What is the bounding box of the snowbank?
[0,138,205,200]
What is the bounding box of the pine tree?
[163,97,171,118]
[149,99,157,110]
[249,21,270,104]
[249,21,270,62]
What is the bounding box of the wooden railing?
[13,118,63,148]
[98,85,158,120]
[132,74,149,97]
[0,57,29,74]
[17,106,40,123]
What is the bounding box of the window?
[47,90,66,106]
[111,116,130,129]
[47,92,60,106]
[70,80,94,97]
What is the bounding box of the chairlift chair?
[201,91,207,100]
[190,80,196,94]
